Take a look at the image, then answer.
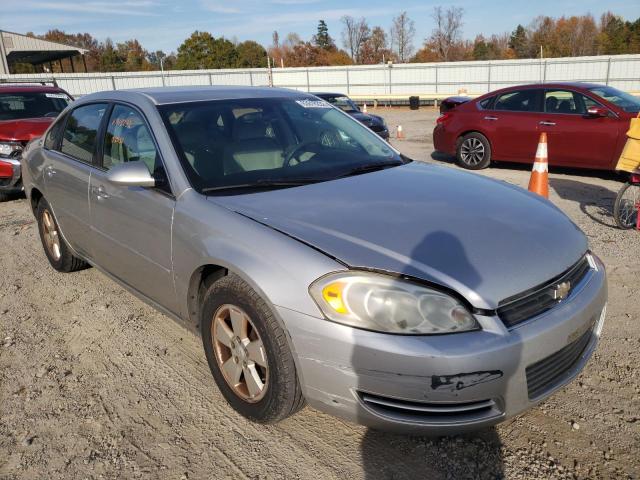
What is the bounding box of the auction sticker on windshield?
[296,99,330,108]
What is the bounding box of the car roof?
[312,92,348,98]
[483,82,604,97]
[0,84,67,94]
[80,86,314,106]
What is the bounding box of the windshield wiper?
[202,178,318,194]
[334,160,404,179]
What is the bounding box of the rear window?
[0,91,71,121]
[478,96,494,109]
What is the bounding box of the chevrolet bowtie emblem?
[553,281,571,301]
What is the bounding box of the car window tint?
[103,105,159,174]
[478,96,494,109]
[494,90,540,112]
[103,105,170,193]
[44,114,66,150]
[60,103,107,163]
[544,90,584,114]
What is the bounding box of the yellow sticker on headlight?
[322,282,348,314]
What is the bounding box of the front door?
[539,89,621,169]
[89,103,177,312]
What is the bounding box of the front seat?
[224,117,284,174]
[545,96,558,112]
[173,121,224,183]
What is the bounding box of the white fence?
[2,54,639,100]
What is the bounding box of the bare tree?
[390,11,415,62]
[272,31,280,49]
[341,16,370,63]
[429,6,464,61]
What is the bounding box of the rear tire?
[36,199,88,272]
[0,191,11,202]
[456,132,492,170]
[613,182,640,230]
[200,273,305,423]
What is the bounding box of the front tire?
[201,273,305,423]
[456,132,492,170]
[36,199,88,272]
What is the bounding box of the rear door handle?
[484,116,498,121]
[539,121,556,126]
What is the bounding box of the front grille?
[525,327,593,399]
[497,256,591,328]
[358,392,502,424]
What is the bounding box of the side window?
[544,90,584,115]
[44,114,67,150]
[103,104,170,192]
[103,105,159,174]
[478,96,494,109]
[494,90,540,112]
[60,103,107,163]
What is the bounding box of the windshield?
[159,97,404,194]
[321,95,359,113]
[0,91,71,121]
[588,86,640,113]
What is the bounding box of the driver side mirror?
[106,160,155,188]
[586,106,610,118]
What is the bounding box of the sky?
[2,0,640,53]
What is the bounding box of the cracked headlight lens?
[309,272,479,334]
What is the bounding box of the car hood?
[212,163,587,309]
[0,117,53,142]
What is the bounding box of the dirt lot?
[1,108,639,480]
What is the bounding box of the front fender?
[172,190,345,326]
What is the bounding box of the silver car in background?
[21,86,607,434]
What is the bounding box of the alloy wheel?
[212,304,269,403]
[460,138,485,166]
[42,209,62,261]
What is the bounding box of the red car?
[433,82,640,171]
[0,83,73,201]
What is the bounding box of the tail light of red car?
[436,112,452,125]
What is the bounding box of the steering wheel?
[283,142,324,167]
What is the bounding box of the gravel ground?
[1,108,639,479]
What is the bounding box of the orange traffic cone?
[528,132,549,198]
[396,125,405,140]
[363,103,368,113]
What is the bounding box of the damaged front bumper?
[278,258,607,434]
[0,157,23,195]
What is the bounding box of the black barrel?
[409,96,420,110]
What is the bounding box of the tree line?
[12,8,640,74]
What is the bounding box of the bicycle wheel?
[613,182,640,230]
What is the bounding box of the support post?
[487,62,491,92]
[58,59,64,73]
[605,57,612,85]
[306,68,310,92]
[69,56,75,73]
[82,54,88,73]
[346,67,350,95]
[111,75,116,90]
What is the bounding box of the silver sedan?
[21,87,607,434]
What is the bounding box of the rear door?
[485,88,544,162]
[539,89,621,168]
[43,103,108,258]
[89,103,178,312]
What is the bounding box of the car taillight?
[631,172,640,184]
[436,113,451,125]
[0,159,13,179]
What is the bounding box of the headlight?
[0,141,23,158]
[309,272,479,334]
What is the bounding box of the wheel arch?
[187,264,228,328]
[29,187,44,215]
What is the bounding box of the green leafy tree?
[99,39,125,72]
[313,20,334,49]
[117,39,152,71]
[509,24,530,58]
[236,40,267,67]
[176,31,238,69]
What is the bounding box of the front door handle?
[93,185,110,200]
[45,166,57,177]
[484,116,499,121]
[539,121,556,126]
